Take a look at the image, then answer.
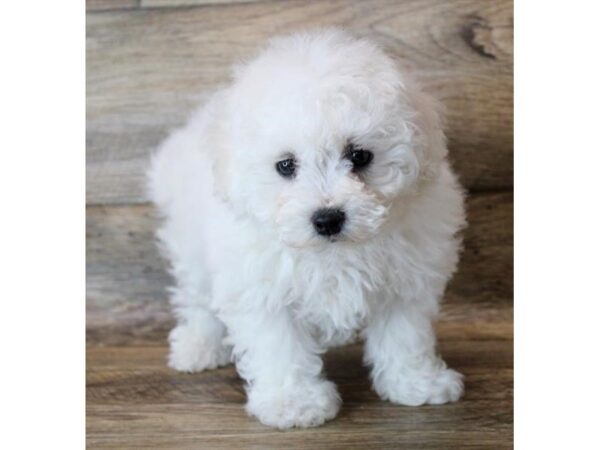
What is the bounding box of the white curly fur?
[148,29,466,429]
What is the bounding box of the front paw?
[168,324,231,373]
[246,378,341,429]
[374,364,464,406]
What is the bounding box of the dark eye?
[276,158,296,178]
[345,145,373,171]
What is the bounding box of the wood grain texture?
[87,0,138,11]
[141,0,261,7]
[86,191,513,346]
[87,338,513,449]
[86,2,513,445]
[87,0,513,205]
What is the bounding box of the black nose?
[311,208,346,236]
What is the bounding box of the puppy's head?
[216,29,447,249]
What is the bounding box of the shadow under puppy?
[148,29,466,429]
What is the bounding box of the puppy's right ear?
[210,137,233,204]
[201,91,234,203]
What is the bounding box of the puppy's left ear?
[407,85,448,183]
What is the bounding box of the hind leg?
[168,290,232,372]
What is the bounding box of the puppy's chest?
[294,290,369,348]
[288,250,389,342]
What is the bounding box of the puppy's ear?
[370,83,446,197]
[407,85,448,183]
[210,136,233,204]
[201,91,234,202]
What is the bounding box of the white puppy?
[148,29,466,429]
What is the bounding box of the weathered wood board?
[86,191,513,346]
[87,0,138,11]
[86,2,513,446]
[87,339,513,449]
[142,0,262,7]
[86,0,513,205]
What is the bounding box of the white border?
[2,0,600,448]
[0,1,85,448]
[516,1,600,448]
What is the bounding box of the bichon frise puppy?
[148,29,466,429]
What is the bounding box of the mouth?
[323,233,351,244]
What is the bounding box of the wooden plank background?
[87,340,513,448]
[86,0,513,345]
[86,192,513,345]
[86,0,513,446]
[87,0,512,205]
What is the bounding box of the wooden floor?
[86,0,513,448]
[87,322,513,449]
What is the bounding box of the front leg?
[222,308,340,429]
[364,298,463,406]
